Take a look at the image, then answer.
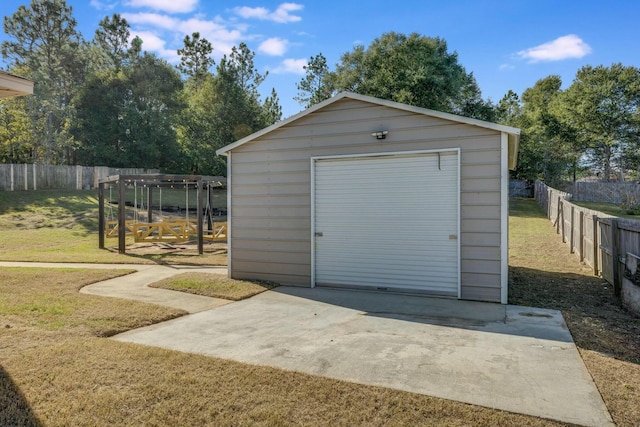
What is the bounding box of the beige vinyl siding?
[461,283,501,302]
[228,98,504,301]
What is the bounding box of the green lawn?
[509,198,640,427]
[1,191,639,426]
[571,200,640,219]
[0,189,227,265]
[1,267,561,427]
[149,273,278,300]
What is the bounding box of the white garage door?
[313,151,459,296]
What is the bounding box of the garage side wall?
[228,98,504,302]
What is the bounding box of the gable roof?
[0,70,34,99]
[217,92,520,169]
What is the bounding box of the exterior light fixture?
[371,130,389,140]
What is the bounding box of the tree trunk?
[46,111,54,164]
[603,145,612,182]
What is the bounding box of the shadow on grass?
[508,197,547,218]
[0,189,99,236]
[509,265,640,365]
[102,244,227,266]
[0,365,42,427]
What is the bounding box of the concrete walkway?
[0,261,229,313]
[1,261,613,426]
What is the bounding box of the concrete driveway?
[114,286,613,427]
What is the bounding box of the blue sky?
[2,0,639,118]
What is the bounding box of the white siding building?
[217,92,519,303]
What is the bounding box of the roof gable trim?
[216,92,520,155]
[0,71,34,98]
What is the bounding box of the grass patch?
[149,273,278,300]
[571,200,640,219]
[509,197,640,427]
[2,193,637,425]
[0,267,183,336]
[0,189,227,265]
[1,267,564,426]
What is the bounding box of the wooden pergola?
[98,174,226,254]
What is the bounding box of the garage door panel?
[317,269,459,286]
[317,270,457,288]
[314,151,459,295]
[318,252,459,267]
[317,275,457,293]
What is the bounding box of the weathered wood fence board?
[0,164,158,191]
[534,180,640,316]
[599,220,614,284]
[568,181,640,204]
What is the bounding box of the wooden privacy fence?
[535,180,640,315]
[0,164,158,191]
[567,180,640,204]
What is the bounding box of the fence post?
[556,197,562,234]
[98,182,105,249]
[579,211,584,262]
[147,187,153,223]
[10,163,14,191]
[76,165,82,190]
[561,200,566,242]
[611,219,621,297]
[593,215,599,276]
[197,180,204,255]
[570,205,575,253]
[118,178,126,254]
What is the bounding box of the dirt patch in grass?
[2,267,567,426]
[509,198,640,426]
[113,241,228,266]
[149,272,278,300]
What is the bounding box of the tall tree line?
[2,2,638,181]
[496,64,640,185]
[295,32,495,121]
[296,33,640,184]
[0,0,281,175]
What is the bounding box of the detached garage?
[216,92,519,303]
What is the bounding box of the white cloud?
[270,58,307,74]
[123,12,243,58]
[258,37,288,56]
[90,0,117,11]
[234,6,268,20]
[120,5,302,68]
[129,31,180,63]
[181,17,243,42]
[123,13,242,42]
[123,12,178,30]
[123,0,199,14]
[129,31,165,51]
[271,3,303,23]
[234,3,303,23]
[499,63,515,71]
[517,34,592,63]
